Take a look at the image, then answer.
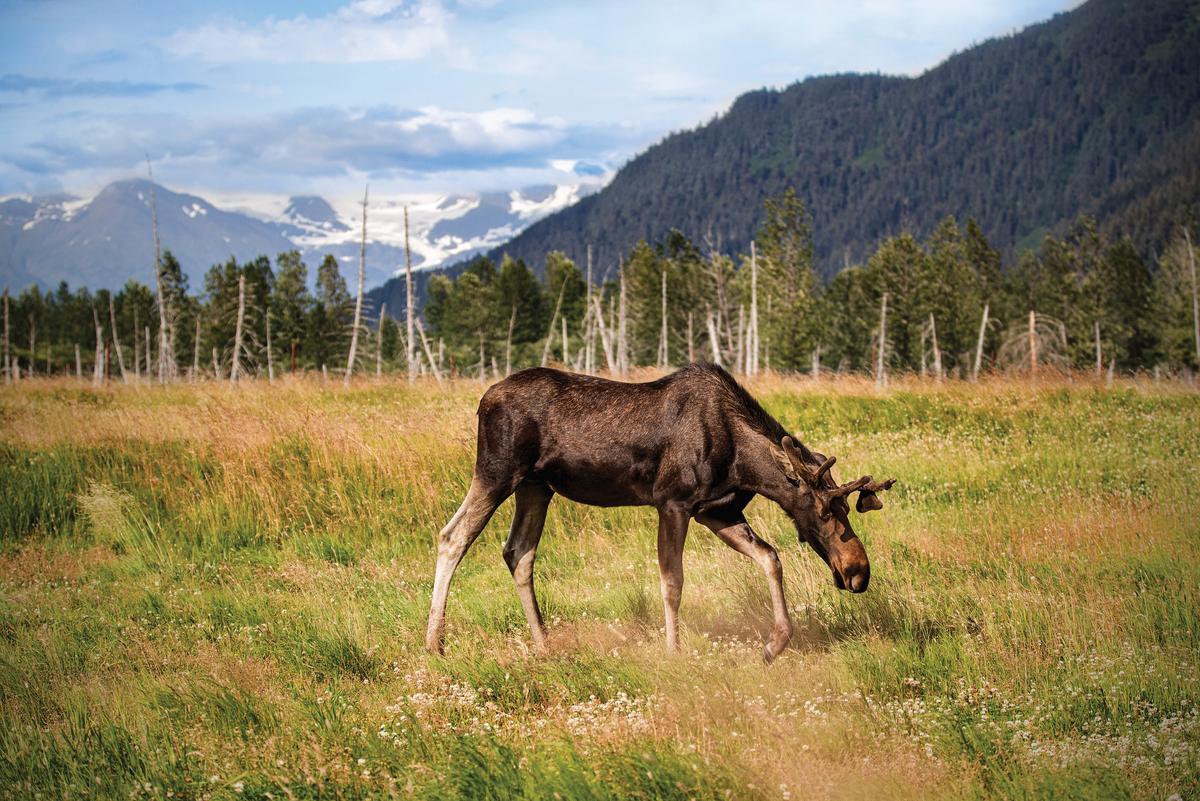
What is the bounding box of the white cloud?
[166,0,452,63]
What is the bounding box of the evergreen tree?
[272,250,311,369]
[756,189,817,369]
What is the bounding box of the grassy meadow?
[0,373,1197,800]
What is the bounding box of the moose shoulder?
[425,363,895,662]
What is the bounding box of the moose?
[425,363,895,662]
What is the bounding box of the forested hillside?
[488,0,1200,277]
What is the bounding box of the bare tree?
[705,309,723,367]
[192,316,201,382]
[345,185,368,387]
[133,307,141,381]
[972,303,989,381]
[658,265,669,368]
[504,305,517,376]
[74,344,82,379]
[265,310,275,383]
[997,311,1069,374]
[146,158,176,382]
[405,207,416,382]
[2,288,9,384]
[28,317,35,378]
[875,292,888,388]
[749,241,760,375]
[415,317,443,384]
[592,292,615,371]
[686,310,695,364]
[1186,228,1199,370]
[376,302,387,378]
[92,306,104,385]
[541,281,567,367]
[618,258,629,374]
[1094,320,1103,377]
[108,294,128,383]
[920,314,942,380]
[231,274,247,384]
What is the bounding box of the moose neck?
[735,433,819,515]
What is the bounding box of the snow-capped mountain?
[0,178,602,292]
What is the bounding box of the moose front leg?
[696,512,793,663]
[656,504,689,653]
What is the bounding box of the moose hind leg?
[697,512,793,663]
[502,482,554,650]
[425,479,504,654]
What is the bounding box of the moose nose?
[837,564,869,593]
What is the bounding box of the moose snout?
[835,559,870,593]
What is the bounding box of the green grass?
[0,374,1197,800]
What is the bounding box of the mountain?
[0,180,293,291]
[488,0,1200,277]
[0,180,597,292]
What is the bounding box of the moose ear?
[771,440,800,483]
[856,491,884,513]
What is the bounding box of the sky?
[0,0,1075,201]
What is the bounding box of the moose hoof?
[762,630,791,664]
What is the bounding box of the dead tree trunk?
[345,186,368,387]
[1094,320,1102,377]
[973,303,989,381]
[108,294,128,383]
[265,310,275,383]
[415,318,443,384]
[376,302,387,378]
[1186,228,1199,371]
[479,333,486,382]
[2,288,9,384]
[811,344,821,378]
[686,311,695,364]
[875,292,888,389]
[658,266,669,368]
[402,206,415,382]
[144,325,152,377]
[133,308,141,381]
[231,273,246,384]
[592,292,615,371]
[1028,310,1038,378]
[505,305,516,376]
[146,159,175,383]
[930,314,942,380]
[192,316,201,381]
[212,347,221,380]
[75,343,82,379]
[749,241,759,375]
[706,310,723,367]
[618,259,629,374]
[28,318,35,378]
[92,306,104,386]
[541,281,567,367]
[736,304,745,374]
[585,245,594,374]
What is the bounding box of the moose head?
[772,435,895,593]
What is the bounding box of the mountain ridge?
[481,0,1200,277]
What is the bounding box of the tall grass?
[0,374,1196,800]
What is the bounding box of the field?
[1,373,1198,801]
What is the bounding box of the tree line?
[2,189,1198,383]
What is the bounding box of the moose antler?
[777,437,896,511]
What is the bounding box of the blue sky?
[0,0,1073,199]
